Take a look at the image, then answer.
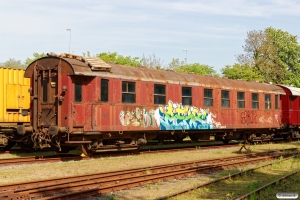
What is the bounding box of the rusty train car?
[0,67,31,150]
[10,53,299,155]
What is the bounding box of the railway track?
[0,139,291,155]
[236,169,300,200]
[0,140,294,168]
[0,143,240,168]
[0,138,288,155]
[0,147,52,155]
[0,150,298,199]
[155,153,300,200]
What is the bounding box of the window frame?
[221,90,230,108]
[100,79,109,102]
[204,88,213,107]
[122,81,136,103]
[275,95,279,109]
[154,84,166,104]
[237,92,245,108]
[182,87,192,105]
[74,78,82,103]
[265,94,271,109]
[42,78,48,103]
[252,93,259,109]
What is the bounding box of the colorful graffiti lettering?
[119,101,224,130]
[241,111,257,124]
[155,101,223,130]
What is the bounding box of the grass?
[165,156,300,200]
[0,142,299,200]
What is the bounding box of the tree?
[25,52,46,65]
[265,27,300,86]
[97,52,141,67]
[0,58,26,69]
[140,53,164,69]
[167,58,185,70]
[221,63,264,82]
[235,27,300,86]
[175,63,219,77]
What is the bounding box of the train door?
[289,96,297,125]
[35,67,59,128]
[72,77,85,127]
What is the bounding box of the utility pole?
[183,49,187,64]
[66,28,71,54]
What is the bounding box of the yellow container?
[0,67,30,124]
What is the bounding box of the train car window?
[42,78,48,102]
[237,92,245,108]
[265,94,271,109]
[74,78,82,102]
[122,81,136,103]
[204,89,213,107]
[221,90,230,108]
[252,93,259,109]
[182,87,192,105]
[154,84,166,104]
[101,79,109,102]
[275,95,279,109]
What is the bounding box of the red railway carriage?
[20,53,285,155]
[277,85,300,139]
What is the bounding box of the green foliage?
[175,63,219,77]
[234,27,300,86]
[25,52,46,65]
[96,52,141,67]
[0,58,26,69]
[167,58,185,70]
[265,27,300,87]
[221,63,264,81]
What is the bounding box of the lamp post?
[183,49,187,64]
[66,28,71,54]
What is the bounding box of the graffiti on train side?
[240,110,274,124]
[240,111,257,124]
[274,114,279,123]
[156,101,225,130]
[119,101,225,130]
[259,115,273,123]
[119,108,158,128]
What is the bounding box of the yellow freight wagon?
[0,67,30,147]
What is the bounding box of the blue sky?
[1,0,299,73]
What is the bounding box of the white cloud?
[0,0,299,71]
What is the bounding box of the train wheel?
[189,135,198,142]
[222,139,230,144]
[17,142,34,151]
[283,134,291,140]
[80,144,95,156]
[174,135,184,143]
[3,141,16,151]
[53,146,75,153]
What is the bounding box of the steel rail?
[155,154,300,200]
[0,151,298,199]
[0,144,240,168]
[235,169,300,200]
